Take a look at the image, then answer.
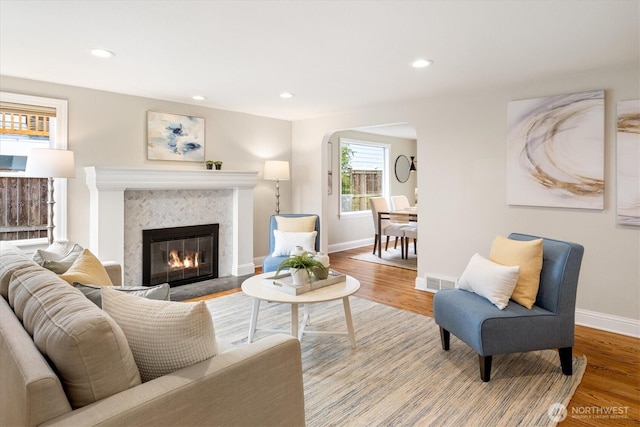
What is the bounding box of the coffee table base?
[247,297,357,348]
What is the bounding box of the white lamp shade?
[24,148,76,178]
[264,160,290,181]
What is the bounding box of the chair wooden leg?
[404,237,409,259]
[439,327,450,351]
[413,238,417,255]
[393,236,398,249]
[479,355,492,382]
[559,347,573,375]
[373,234,378,254]
[385,236,390,250]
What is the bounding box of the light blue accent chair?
[434,233,584,382]
[262,214,321,273]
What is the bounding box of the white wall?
[0,76,292,261]
[293,62,640,326]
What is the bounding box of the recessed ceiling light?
[192,95,206,101]
[280,92,294,99]
[90,48,115,58]
[411,59,433,69]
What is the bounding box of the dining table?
[377,208,418,258]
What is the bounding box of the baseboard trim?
[575,308,640,338]
[328,238,374,254]
[233,262,255,276]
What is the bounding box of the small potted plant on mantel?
[205,160,223,170]
[275,251,327,286]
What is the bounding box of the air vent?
[425,273,458,291]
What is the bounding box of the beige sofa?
[0,242,305,427]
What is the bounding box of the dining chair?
[391,195,411,211]
[392,195,417,258]
[369,197,405,258]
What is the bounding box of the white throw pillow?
[102,287,218,382]
[272,230,317,257]
[456,253,520,310]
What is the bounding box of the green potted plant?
[205,160,214,170]
[275,251,328,285]
[213,161,223,170]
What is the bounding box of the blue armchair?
[262,214,321,273]
[433,233,584,382]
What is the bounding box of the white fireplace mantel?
[85,167,258,277]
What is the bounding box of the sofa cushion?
[8,268,141,408]
[102,287,218,382]
[275,215,317,232]
[489,235,543,309]
[59,249,113,286]
[74,282,170,308]
[0,242,34,299]
[456,253,520,310]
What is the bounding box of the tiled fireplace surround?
[85,167,258,284]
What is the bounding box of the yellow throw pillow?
[275,215,317,232]
[489,235,543,309]
[59,249,113,286]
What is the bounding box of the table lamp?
[24,148,75,245]
[264,160,290,214]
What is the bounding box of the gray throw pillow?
[33,243,83,273]
[73,283,171,308]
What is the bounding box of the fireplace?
[142,224,219,287]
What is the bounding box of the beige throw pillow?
[59,249,113,286]
[102,288,219,382]
[489,235,543,309]
[275,215,317,232]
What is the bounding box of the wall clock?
[394,155,411,183]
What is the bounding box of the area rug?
[205,292,586,426]
[351,247,417,270]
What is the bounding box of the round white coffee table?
[241,272,360,348]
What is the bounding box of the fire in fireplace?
[142,224,219,287]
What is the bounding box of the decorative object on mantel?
[616,99,640,226]
[264,160,290,214]
[24,148,75,245]
[213,161,223,170]
[147,111,205,162]
[205,160,214,170]
[507,90,604,209]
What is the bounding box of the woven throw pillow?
[74,283,170,308]
[59,249,113,286]
[102,287,218,382]
[489,235,543,309]
[457,253,520,310]
[272,230,317,256]
[275,215,317,232]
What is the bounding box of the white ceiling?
[1,0,638,130]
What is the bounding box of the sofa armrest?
[41,334,305,427]
[101,262,122,286]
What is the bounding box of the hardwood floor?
[197,245,640,426]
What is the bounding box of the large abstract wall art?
[147,111,205,162]
[616,100,640,226]
[507,90,604,209]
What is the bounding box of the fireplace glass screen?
[143,224,218,287]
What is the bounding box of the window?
[340,139,389,216]
[0,92,68,246]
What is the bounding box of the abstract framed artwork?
[147,111,205,162]
[616,100,640,226]
[506,90,604,209]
